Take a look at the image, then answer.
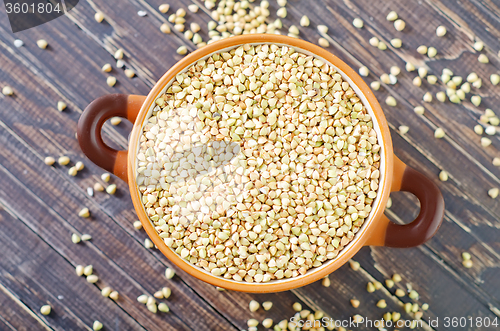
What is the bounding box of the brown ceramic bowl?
[78,35,444,293]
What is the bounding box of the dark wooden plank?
[0,125,235,331]
[0,1,500,330]
[0,33,236,331]
[288,0,500,221]
[0,208,145,331]
[0,281,51,331]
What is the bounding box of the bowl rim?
[128,34,393,292]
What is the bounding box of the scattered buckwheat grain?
[394,19,405,31]
[40,305,51,315]
[427,47,438,58]
[318,38,330,48]
[478,54,489,64]
[473,40,484,51]
[386,11,398,21]
[158,302,170,312]
[386,96,397,106]
[57,101,67,111]
[359,66,369,77]
[353,18,364,29]
[37,39,48,49]
[87,275,99,283]
[93,321,103,331]
[106,184,117,195]
[462,259,473,268]
[101,287,112,297]
[262,301,273,310]
[94,12,104,23]
[423,92,433,102]
[370,81,381,91]
[2,86,14,96]
[414,106,424,115]
[145,238,154,249]
[71,233,81,244]
[58,156,70,166]
[300,15,310,27]
[44,156,55,166]
[78,207,90,218]
[369,37,379,47]
[434,128,445,139]
[110,291,119,300]
[262,318,273,328]
[102,63,112,72]
[318,25,328,34]
[81,234,92,241]
[165,267,175,279]
[176,46,188,55]
[76,265,84,276]
[188,4,199,13]
[439,171,448,182]
[436,25,447,37]
[417,45,428,55]
[490,74,500,85]
[107,76,117,87]
[110,117,122,126]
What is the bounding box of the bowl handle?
[364,156,445,247]
[77,94,146,182]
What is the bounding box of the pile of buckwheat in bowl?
[136,43,382,283]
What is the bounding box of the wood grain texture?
[0,208,143,331]
[0,118,235,331]
[0,280,51,331]
[0,35,236,330]
[1,0,500,330]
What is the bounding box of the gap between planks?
[0,282,53,331]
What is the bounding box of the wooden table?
[1,0,499,330]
